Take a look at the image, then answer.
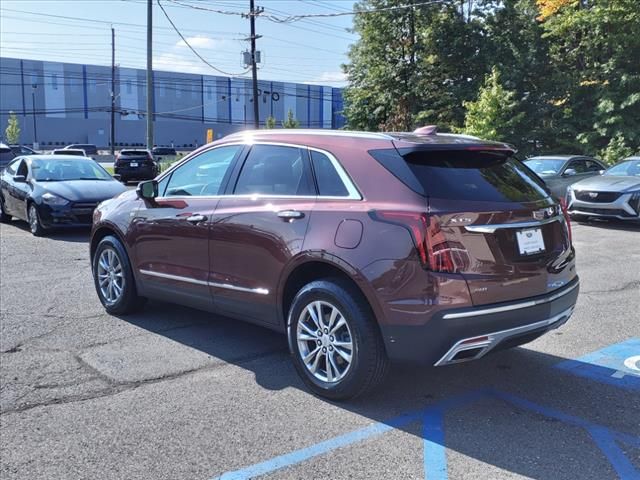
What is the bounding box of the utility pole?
[249,0,262,129]
[146,0,154,150]
[110,26,116,155]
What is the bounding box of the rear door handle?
[277,210,305,220]
[186,214,208,224]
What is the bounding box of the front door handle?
[277,210,305,220]
[186,214,208,224]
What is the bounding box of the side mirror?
[563,168,577,177]
[13,175,27,183]
[136,179,158,200]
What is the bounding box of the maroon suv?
[90,129,579,399]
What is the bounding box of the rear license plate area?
[516,228,545,256]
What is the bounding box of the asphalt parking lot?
[1,219,639,480]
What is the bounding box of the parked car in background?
[64,144,98,156]
[524,155,605,198]
[53,148,86,157]
[90,128,578,399]
[152,146,177,161]
[114,149,158,183]
[9,145,38,155]
[567,156,640,223]
[0,155,126,236]
[0,143,16,169]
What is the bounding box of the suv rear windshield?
[120,150,148,156]
[372,149,549,202]
[67,144,97,154]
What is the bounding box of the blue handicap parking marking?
[213,340,640,480]
[555,338,640,391]
[214,388,639,480]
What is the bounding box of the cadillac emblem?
[533,207,555,220]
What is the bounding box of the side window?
[586,160,602,172]
[163,145,240,197]
[5,159,21,176]
[234,144,314,196]
[17,160,28,177]
[310,150,349,197]
[568,160,588,174]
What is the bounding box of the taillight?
[371,211,458,273]
[559,198,572,245]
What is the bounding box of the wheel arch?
[90,223,130,268]
[278,255,384,334]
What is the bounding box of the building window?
[51,74,58,90]
[192,84,199,99]
[206,85,212,100]
[30,73,38,87]
[175,83,181,98]
[159,83,165,97]
[126,80,132,94]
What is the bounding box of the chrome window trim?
[464,215,563,233]
[155,142,246,184]
[139,269,269,295]
[307,146,362,200]
[442,280,579,320]
[155,141,362,201]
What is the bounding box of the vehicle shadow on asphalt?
[118,301,640,479]
[1,220,91,243]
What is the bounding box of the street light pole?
[31,85,38,149]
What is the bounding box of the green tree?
[282,109,300,128]
[599,134,633,166]
[265,115,277,129]
[343,0,490,132]
[538,0,640,154]
[5,111,20,145]
[461,67,524,142]
[482,0,554,154]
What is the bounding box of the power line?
[156,0,250,77]
[165,0,448,22]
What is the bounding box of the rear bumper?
[381,277,580,366]
[114,164,157,180]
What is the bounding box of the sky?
[0,0,357,87]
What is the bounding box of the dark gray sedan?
[566,157,640,222]
[524,155,605,198]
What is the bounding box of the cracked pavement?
[1,219,639,480]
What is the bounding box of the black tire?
[28,203,45,236]
[0,196,11,223]
[92,235,145,314]
[287,278,389,400]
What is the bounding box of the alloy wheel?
[296,300,354,383]
[97,248,125,305]
[28,205,39,233]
